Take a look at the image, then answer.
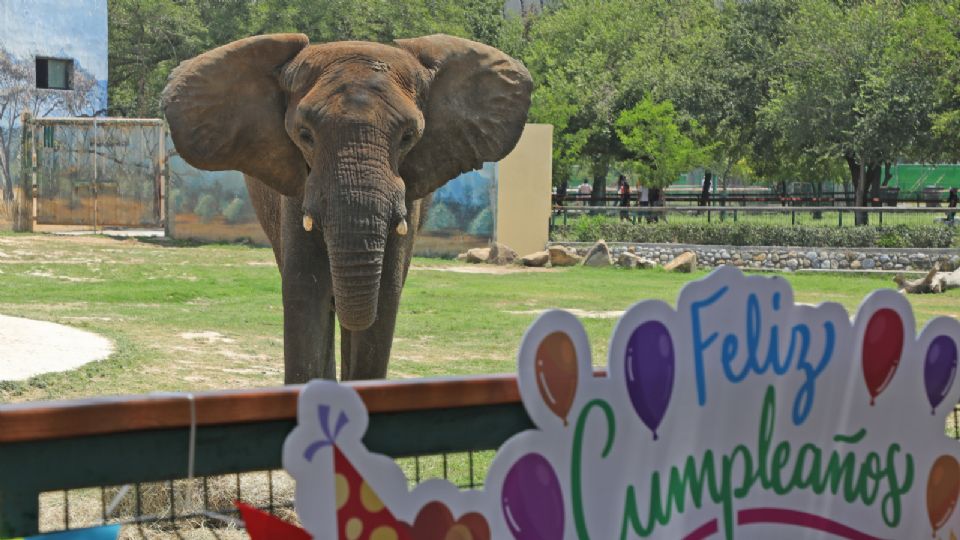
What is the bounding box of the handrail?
[0,374,527,443]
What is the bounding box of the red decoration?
[411,501,490,540]
[862,308,904,405]
[334,446,413,540]
[236,501,311,540]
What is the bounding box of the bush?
[551,218,955,248]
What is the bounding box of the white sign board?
[282,266,960,539]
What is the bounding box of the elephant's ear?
[395,35,533,201]
[162,34,309,197]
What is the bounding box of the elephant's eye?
[400,128,416,149]
[299,128,314,145]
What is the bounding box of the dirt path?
[0,314,113,380]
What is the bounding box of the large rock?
[548,245,581,267]
[521,250,550,267]
[618,252,640,269]
[486,242,518,265]
[664,251,697,273]
[638,258,658,269]
[464,248,490,264]
[582,240,613,267]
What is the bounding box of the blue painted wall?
[0,0,108,115]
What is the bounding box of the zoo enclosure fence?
[14,115,166,232]
[0,375,534,537]
[550,205,960,230]
[2,374,960,537]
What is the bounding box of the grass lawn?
[0,231,958,403]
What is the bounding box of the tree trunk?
[882,161,893,187]
[846,154,869,226]
[868,163,882,207]
[894,264,960,294]
[590,159,608,208]
[699,170,712,206]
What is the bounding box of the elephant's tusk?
[396,219,408,236]
[303,214,314,232]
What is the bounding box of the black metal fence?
[550,205,960,230]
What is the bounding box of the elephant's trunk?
[304,129,406,331]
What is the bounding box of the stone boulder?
[548,245,581,267]
[638,258,658,270]
[582,240,613,267]
[618,252,640,269]
[521,250,550,267]
[464,247,490,264]
[664,251,697,273]
[486,243,518,265]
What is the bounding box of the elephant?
[162,34,532,383]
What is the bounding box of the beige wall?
[496,123,553,257]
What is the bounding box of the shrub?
[551,219,955,248]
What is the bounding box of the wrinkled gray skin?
[162,34,532,382]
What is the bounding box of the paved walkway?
[0,314,113,381]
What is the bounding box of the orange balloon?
[928,455,960,534]
[535,331,579,426]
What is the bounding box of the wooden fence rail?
[0,375,536,536]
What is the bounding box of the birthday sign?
[279,266,960,539]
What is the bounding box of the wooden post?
[13,113,33,232]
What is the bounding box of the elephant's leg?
[339,199,422,380]
[280,195,337,383]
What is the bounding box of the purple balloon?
[925,335,958,414]
[625,321,675,440]
[501,453,564,539]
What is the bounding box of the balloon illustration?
[926,335,958,414]
[501,453,564,540]
[624,320,675,440]
[928,455,960,536]
[535,331,578,426]
[861,308,905,405]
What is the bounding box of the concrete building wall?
[0,0,109,113]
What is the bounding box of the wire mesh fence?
[38,450,493,538]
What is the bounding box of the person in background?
[648,186,664,222]
[555,179,568,207]
[617,174,632,221]
[578,179,592,206]
[948,187,958,222]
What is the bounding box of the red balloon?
[861,308,905,405]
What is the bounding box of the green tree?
[615,96,709,189]
[108,0,206,117]
[760,0,952,224]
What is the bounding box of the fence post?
[838,211,843,227]
[13,114,33,232]
[791,211,795,226]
